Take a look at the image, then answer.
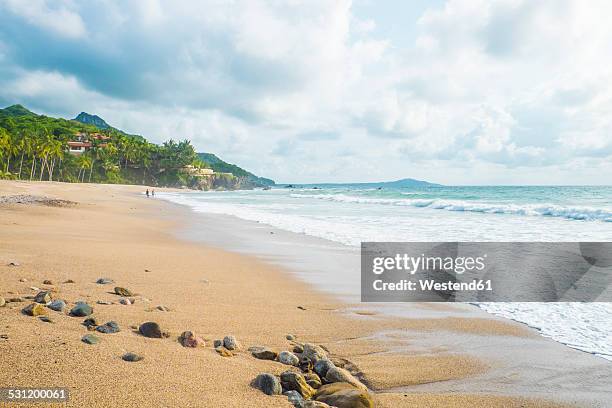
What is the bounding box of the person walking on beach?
[146,189,149,197]
[151,189,155,197]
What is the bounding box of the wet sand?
[0,181,608,407]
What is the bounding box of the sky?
[0,0,611,185]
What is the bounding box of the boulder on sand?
[302,343,328,364]
[251,347,277,360]
[279,351,300,366]
[325,367,367,390]
[179,331,205,347]
[314,382,373,408]
[114,287,133,296]
[223,335,240,350]
[22,303,47,316]
[139,321,166,338]
[70,303,93,317]
[253,373,282,395]
[34,291,52,304]
[280,371,316,399]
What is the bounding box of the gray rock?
[82,334,100,345]
[302,343,328,364]
[34,291,52,304]
[70,303,93,317]
[286,334,296,341]
[254,373,282,395]
[251,347,277,360]
[223,335,239,350]
[38,316,53,323]
[284,390,305,408]
[325,367,367,390]
[139,321,165,338]
[293,344,304,354]
[213,339,222,348]
[47,299,66,312]
[96,278,114,284]
[279,351,300,366]
[83,317,99,328]
[119,297,132,305]
[314,359,336,378]
[122,352,143,362]
[96,321,120,334]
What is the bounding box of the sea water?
[159,185,612,360]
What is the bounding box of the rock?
[8,297,24,303]
[96,300,113,305]
[122,352,143,362]
[19,278,27,282]
[22,303,47,316]
[114,287,133,296]
[279,351,300,366]
[38,316,53,323]
[254,373,282,395]
[82,334,100,345]
[297,306,307,310]
[156,305,170,312]
[43,280,53,285]
[284,390,305,408]
[305,372,322,389]
[293,344,304,354]
[299,356,314,373]
[34,291,51,303]
[314,359,335,378]
[8,261,20,266]
[325,367,367,391]
[314,383,373,408]
[47,299,66,312]
[70,303,93,317]
[0,297,5,307]
[119,298,132,305]
[139,321,166,338]
[83,317,99,328]
[63,279,75,284]
[179,331,205,347]
[97,321,121,334]
[302,343,328,364]
[251,347,277,360]
[213,339,222,348]
[304,402,332,408]
[223,335,239,350]
[215,346,234,357]
[286,334,296,341]
[96,278,114,284]
[280,371,316,399]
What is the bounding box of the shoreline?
[1,181,610,407]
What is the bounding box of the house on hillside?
[67,132,110,155]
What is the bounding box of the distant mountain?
[2,104,37,117]
[74,112,110,129]
[197,153,275,187]
[279,178,442,188]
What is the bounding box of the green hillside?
[197,153,274,187]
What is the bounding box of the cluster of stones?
[252,337,373,408]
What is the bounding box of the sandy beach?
[1,181,610,407]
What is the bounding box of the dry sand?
[0,181,594,407]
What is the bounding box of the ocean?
[159,184,612,360]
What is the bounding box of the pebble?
[97,321,121,334]
[96,278,114,284]
[122,352,143,362]
[83,317,99,328]
[284,390,305,408]
[38,316,53,323]
[314,359,335,378]
[179,331,205,347]
[22,303,47,316]
[63,279,75,284]
[43,280,53,285]
[215,346,234,357]
[254,373,282,395]
[280,371,316,399]
[47,299,66,312]
[279,351,300,366]
[156,305,170,312]
[213,339,223,348]
[114,287,133,297]
[0,296,5,307]
[119,298,132,305]
[286,334,296,341]
[325,367,367,391]
[82,334,100,345]
[223,335,239,350]
[251,347,278,360]
[19,278,27,282]
[70,303,93,317]
[8,261,20,267]
[8,297,24,303]
[96,300,113,305]
[139,322,166,338]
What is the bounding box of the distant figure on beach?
[152,189,155,197]
[146,189,149,197]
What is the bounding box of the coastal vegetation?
[0,105,273,189]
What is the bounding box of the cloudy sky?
[1,0,611,184]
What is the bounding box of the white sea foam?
[159,189,612,361]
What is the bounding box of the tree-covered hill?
[197,153,274,187]
[0,104,273,189]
